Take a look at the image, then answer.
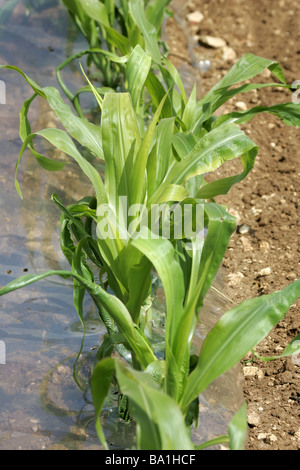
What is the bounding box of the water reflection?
[0,0,105,450]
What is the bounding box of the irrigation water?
[0,0,243,450]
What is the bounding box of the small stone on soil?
[186,11,204,23]
[198,35,227,48]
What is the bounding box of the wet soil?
[167,0,300,450]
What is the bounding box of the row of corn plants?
[1,0,300,450]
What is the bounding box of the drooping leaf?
[16,128,106,203]
[216,102,300,128]
[253,333,300,362]
[181,279,300,411]
[149,123,257,206]
[0,269,156,369]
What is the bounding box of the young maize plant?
[57,0,172,107]
[0,48,300,450]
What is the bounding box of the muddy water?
[0,0,243,450]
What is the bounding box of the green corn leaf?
[114,360,194,450]
[147,117,176,197]
[118,244,152,323]
[155,184,190,203]
[61,0,93,34]
[78,0,130,54]
[0,269,156,368]
[131,233,189,400]
[145,0,172,33]
[101,92,141,209]
[130,91,168,207]
[0,64,45,97]
[19,93,67,174]
[128,0,162,64]
[79,63,103,110]
[126,45,152,111]
[187,204,236,309]
[0,66,103,160]
[56,198,102,271]
[216,102,300,128]
[215,53,287,88]
[78,0,110,27]
[195,435,230,450]
[182,84,197,130]
[181,279,300,411]
[145,70,174,118]
[228,402,248,450]
[195,146,258,200]
[177,204,236,374]
[16,128,106,203]
[149,123,257,206]
[253,333,300,362]
[161,58,187,106]
[207,81,290,118]
[90,357,116,449]
[0,65,104,159]
[172,132,199,162]
[131,234,185,354]
[189,53,288,133]
[42,87,104,161]
[91,357,194,450]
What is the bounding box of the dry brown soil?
[167,0,300,450]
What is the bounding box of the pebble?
[251,207,262,216]
[241,236,253,252]
[227,271,244,286]
[243,366,264,379]
[198,35,227,49]
[187,11,204,23]
[222,46,237,61]
[280,370,293,384]
[248,410,261,427]
[265,434,277,444]
[235,101,248,111]
[258,267,272,277]
[286,272,296,280]
[237,224,250,234]
[257,432,277,444]
[260,241,270,251]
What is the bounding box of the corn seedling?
[1,6,300,450]
[58,0,171,96]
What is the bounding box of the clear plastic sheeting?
[0,0,243,450]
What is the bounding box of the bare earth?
[167,0,300,450]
